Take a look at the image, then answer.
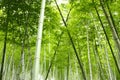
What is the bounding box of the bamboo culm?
[54,0,86,80]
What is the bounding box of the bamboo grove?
[0,0,120,80]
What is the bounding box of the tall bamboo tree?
[32,0,46,80]
[54,0,86,80]
[0,1,10,80]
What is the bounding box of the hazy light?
[38,74,43,80]
[57,0,68,5]
[114,12,118,15]
[51,77,55,80]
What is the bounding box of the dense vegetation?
[0,0,120,80]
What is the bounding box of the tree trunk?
[45,32,62,80]
[21,40,25,80]
[104,42,113,80]
[33,0,46,80]
[0,2,9,80]
[45,5,72,80]
[94,41,105,80]
[86,26,92,80]
[54,0,86,80]
[67,52,69,80]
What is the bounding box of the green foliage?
[0,0,120,80]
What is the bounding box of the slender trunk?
[33,0,46,80]
[21,41,25,80]
[94,41,105,80]
[44,32,62,80]
[114,67,117,80]
[106,3,119,40]
[44,5,72,80]
[66,52,69,80]
[43,45,46,76]
[52,67,55,80]
[0,4,9,80]
[106,3,120,63]
[87,27,92,80]
[104,42,113,80]
[3,55,10,80]
[54,0,86,80]
[21,13,28,80]
[16,62,21,80]
[28,45,32,80]
[5,44,15,80]
[25,35,31,80]
[11,63,15,80]
[24,11,31,80]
